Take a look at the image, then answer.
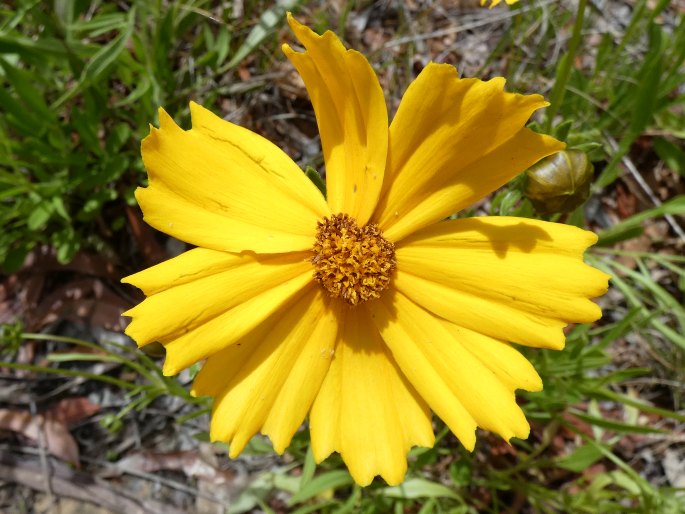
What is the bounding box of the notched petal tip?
[227,446,242,459]
[281,42,294,56]
[285,11,295,25]
[545,332,566,351]
[598,270,612,291]
[285,12,331,48]
[188,101,218,129]
[161,358,181,377]
[269,436,289,456]
[423,61,459,76]
[461,429,477,452]
[157,107,181,132]
[285,13,316,47]
[506,427,530,445]
[123,322,153,350]
[187,101,201,121]
[527,379,544,393]
[351,471,375,488]
[375,64,563,239]
[132,186,148,212]
[120,264,150,289]
[284,13,350,64]
[481,0,505,7]
[141,125,159,153]
[209,417,251,459]
[311,438,334,464]
[489,75,506,88]
[580,227,600,248]
[208,426,244,458]
[284,11,388,223]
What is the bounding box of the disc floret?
[312,213,396,305]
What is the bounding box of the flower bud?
[524,150,594,215]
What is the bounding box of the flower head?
[122,15,609,486]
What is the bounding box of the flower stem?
[544,0,587,133]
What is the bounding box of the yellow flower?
[122,15,609,486]
[482,0,519,7]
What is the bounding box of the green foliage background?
[1,0,684,512]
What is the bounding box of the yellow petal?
[138,103,329,253]
[122,247,249,296]
[395,216,610,349]
[125,258,315,376]
[368,294,476,450]
[158,274,314,375]
[369,291,530,444]
[372,64,564,242]
[194,290,337,457]
[482,0,518,6]
[122,249,311,348]
[283,14,388,225]
[440,322,542,393]
[310,307,434,486]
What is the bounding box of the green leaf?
[53,0,75,39]
[52,228,80,264]
[290,501,337,514]
[628,29,662,138]
[380,478,461,500]
[305,166,326,197]
[51,196,70,221]
[587,387,685,423]
[2,243,32,272]
[70,13,128,38]
[0,86,45,135]
[596,195,685,246]
[333,485,361,514]
[215,24,230,67]
[556,443,605,472]
[545,51,570,131]
[571,141,602,153]
[596,21,666,188]
[299,444,317,489]
[106,123,132,153]
[553,120,573,142]
[498,189,522,216]
[0,34,75,58]
[52,8,135,108]
[653,137,685,177]
[569,410,667,435]
[416,499,439,514]
[0,57,55,122]
[288,470,353,505]
[81,9,135,83]
[113,75,151,108]
[223,0,300,70]
[27,201,52,230]
[601,258,685,350]
[607,470,643,495]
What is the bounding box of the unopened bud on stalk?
[524,150,594,215]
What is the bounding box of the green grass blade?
[222,0,300,71]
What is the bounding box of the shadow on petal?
[445,218,553,258]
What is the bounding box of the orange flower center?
[312,213,396,306]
